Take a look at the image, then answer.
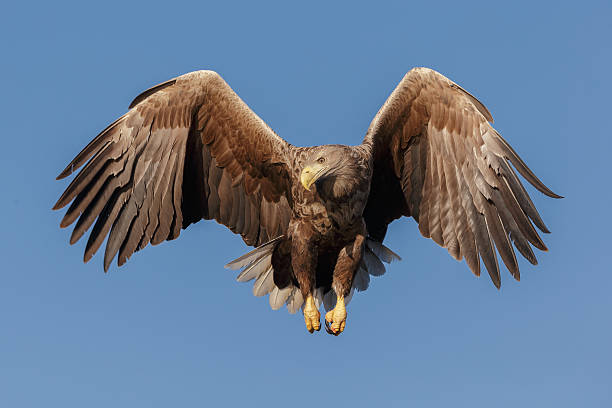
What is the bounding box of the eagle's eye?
[317,157,325,164]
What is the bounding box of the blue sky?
[1,1,610,406]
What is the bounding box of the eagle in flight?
[54,68,561,335]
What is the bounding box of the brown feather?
[55,116,125,180]
[363,67,560,286]
[55,70,295,269]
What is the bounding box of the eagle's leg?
[325,234,365,335]
[291,222,320,333]
[303,294,320,333]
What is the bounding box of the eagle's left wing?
[363,68,561,287]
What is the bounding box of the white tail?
[226,237,400,313]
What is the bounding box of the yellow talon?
[325,295,347,335]
[303,294,321,333]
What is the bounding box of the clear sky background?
[1,1,610,406]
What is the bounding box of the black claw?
[324,319,339,336]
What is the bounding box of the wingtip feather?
[52,200,65,211]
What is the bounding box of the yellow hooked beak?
[300,164,326,191]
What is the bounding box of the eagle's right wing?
[54,71,295,271]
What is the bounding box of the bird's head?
[300,145,359,192]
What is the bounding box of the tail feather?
[366,239,402,263]
[269,286,292,310]
[353,265,370,292]
[224,236,284,270]
[228,235,305,313]
[253,266,275,297]
[235,253,272,282]
[323,290,336,311]
[314,288,324,310]
[228,236,401,314]
[363,247,385,276]
[286,288,304,314]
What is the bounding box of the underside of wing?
[364,68,561,287]
[54,71,295,271]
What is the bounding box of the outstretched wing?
[363,68,561,287]
[54,71,295,271]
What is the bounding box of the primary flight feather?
[54,68,561,335]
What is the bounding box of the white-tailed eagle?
[54,68,561,335]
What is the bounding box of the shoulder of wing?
[128,70,224,110]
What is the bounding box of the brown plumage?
[54,68,561,335]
